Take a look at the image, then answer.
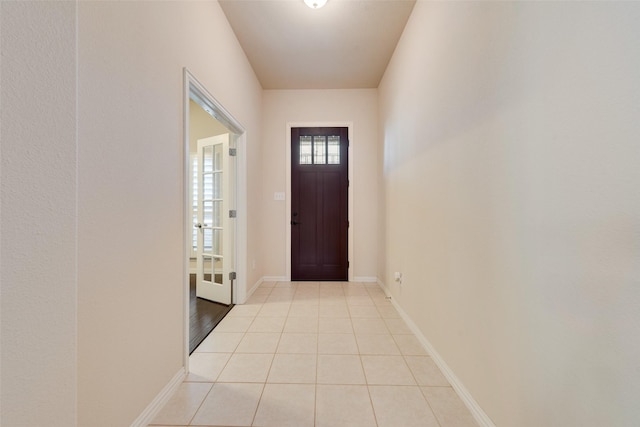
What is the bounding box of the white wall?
[261,89,378,281]
[1,1,261,426]
[77,2,262,425]
[379,2,640,426]
[1,2,78,425]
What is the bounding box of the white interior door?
[196,134,232,305]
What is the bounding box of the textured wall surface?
[1,2,78,425]
[77,2,262,425]
[379,2,640,426]
[1,1,262,425]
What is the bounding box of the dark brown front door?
[291,127,349,281]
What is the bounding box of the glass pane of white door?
[195,134,232,305]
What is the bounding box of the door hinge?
[229,210,237,218]
[229,148,237,156]
[229,271,237,280]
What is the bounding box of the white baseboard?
[262,276,288,282]
[244,276,264,302]
[377,278,389,295]
[243,276,289,304]
[130,367,186,427]
[374,280,496,427]
[352,276,378,283]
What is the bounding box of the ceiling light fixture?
[304,0,327,9]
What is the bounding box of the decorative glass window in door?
[300,136,313,164]
[299,135,340,165]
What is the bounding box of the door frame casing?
[183,68,247,370]
[286,122,354,282]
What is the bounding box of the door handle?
[291,212,300,225]
[195,223,203,229]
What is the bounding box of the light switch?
[274,192,285,201]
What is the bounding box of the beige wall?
[261,89,378,280]
[379,1,640,426]
[2,1,262,426]
[77,2,262,425]
[1,2,78,425]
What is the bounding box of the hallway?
[5,2,640,424]
[150,281,477,426]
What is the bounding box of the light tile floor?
[150,281,478,427]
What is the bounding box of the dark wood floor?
[189,274,233,354]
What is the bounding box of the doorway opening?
[183,69,247,360]
[188,117,234,352]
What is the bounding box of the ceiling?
[219,0,416,90]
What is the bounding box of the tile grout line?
[179,281,457,427]
[185,381,214,426]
